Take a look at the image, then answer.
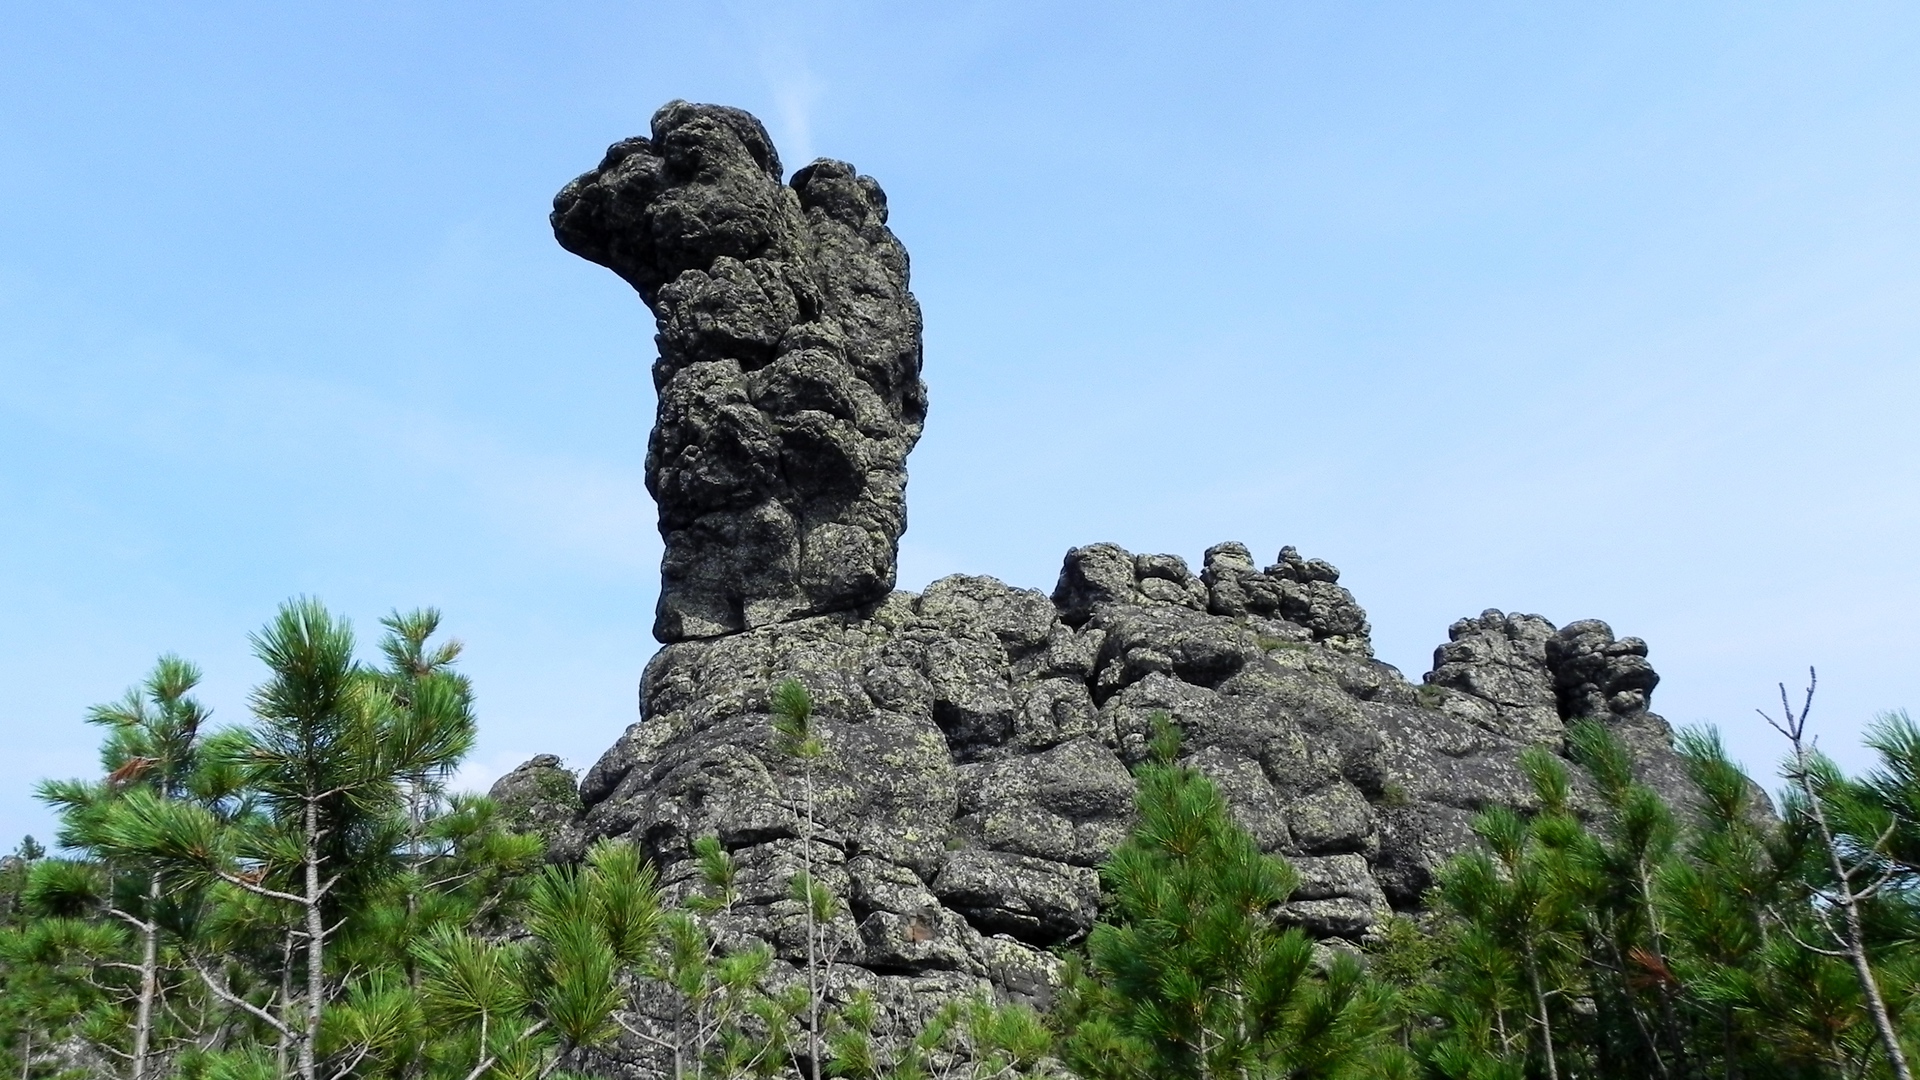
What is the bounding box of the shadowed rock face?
[553,101,926,643]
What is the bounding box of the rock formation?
[487,753,583,850]
[536,101,1701,1074]
[553,101,925,642]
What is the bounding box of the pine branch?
[323,1044,372,1080]
[214,869,309,908]
[192,959,294,1038]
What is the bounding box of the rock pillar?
[553,101,926,642]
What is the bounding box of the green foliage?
[19,604,1920,1080]
[1061,713,1398,1080]
[1257,636,1310,654]
[772,677,823,761]
[1394,712,1920,1080]
[0,601,519,1080]
[827,993,1052,1080]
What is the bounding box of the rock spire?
[553,101,926,642]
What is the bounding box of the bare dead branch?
[193,960,294,1039]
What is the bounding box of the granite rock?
[545,103,1707,1078]
[554,101,925,643]
[487,754,584,855]
[566,539,1697,962]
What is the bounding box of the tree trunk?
[1527,951,1560,1080]
[131,873,163,1080]
[672,993,684,1080]
[803,764,820,1080]
[1842,903,1912,1080]
[1637,868,1687,1079]
[1605,930,1665,1078]
[406,776,426,993]
[300,796,324,1080]
[1790,729,1914,1080]
[277,931,295,1080]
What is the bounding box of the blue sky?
[3,2,1917,845]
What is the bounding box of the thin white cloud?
[731,4,825,168]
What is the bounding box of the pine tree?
[771,677,841,1080]
[640,834,796,1080]
[0,865,127,1080]
[1061,715,1398,1080]
[97,599,476,1080]
[1762,672,1915,1080]
[1423,749,1587,1080]
[405,838,662,1080]
[1560,720,1688,1077]
[34,656,216,1080]
[826,992,1053,1080]
[1661,725,1806,1078]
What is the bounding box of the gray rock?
[1051,543,1142,625]
[1266,546,1372,651]
[933,849,1100,944]
[1201,541,1261,617]
[1548,619,1660,720]
[1427,610,1563,743]
[1544,619,1696,812]
[857,906,982,975]
[486,754,584,854]
[1290,853,1386,904]
[977,934,1067,1010]
[1277,897,1378,939]
[554,101,926,643]
[1373,802,1482,909]
[954,738,1135,866]
[545,104,1714,1077]
[1284,855,1392,940]
[560,528,1704,1068]
[1187,744,1290,854]
[1287,782,1377,855]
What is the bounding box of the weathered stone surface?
[1276,852,1391,940]
[487,754,584,853]
[1277,897,1378,938]
[1426,609,1563,743]
[933,849,1100,944]
[563,531,1697,955]
[1287,782,1378,855]
[1543,618,1696,814]
[546,103,1708,1078]
[953,738,1134,866]
[554,101,925,643]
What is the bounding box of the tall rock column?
[552,101,927,642]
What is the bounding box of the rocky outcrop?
[542,544,1693,1020]
[488,753,583,853]
[553,101,925,643]
[1198,542,1372,648]
[541,102,1703,1076]
[1417,610,1694,815]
